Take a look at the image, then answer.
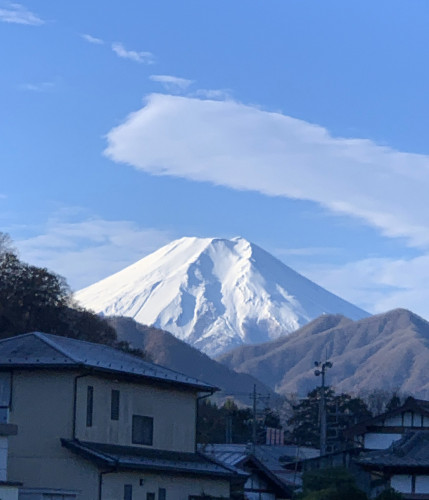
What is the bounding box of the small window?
[111,389,120,420]
[132,415,153,445]
[159,488,166,500]
[147,493,155,500]
[86,386,93,427]
[124,484,133,500]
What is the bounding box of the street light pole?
[314,360,332,456]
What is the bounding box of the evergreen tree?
[288,388,371,448]
[0,232,147,357]
[299,467,368,500]
[197,398,281,444]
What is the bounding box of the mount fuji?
[75,237,369,356]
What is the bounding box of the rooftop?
[359,431,429,469]
[199,443,319,488]
[345,397,429,438]
[0,332,215,392]
[61,440,245,479]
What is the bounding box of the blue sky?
[2,0,429,318]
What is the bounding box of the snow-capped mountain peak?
[75,236,369,356]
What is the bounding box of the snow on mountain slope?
[75,236,369,356]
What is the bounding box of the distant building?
[0,332,245,500]
[345,397,429,450]
[290,397,429,498]
[358,431,429,499]
[200,443,319,500]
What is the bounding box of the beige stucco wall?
[75,375,197,452]
[102,471,230,500]
[5,369,215,499]
[7,370,99,498]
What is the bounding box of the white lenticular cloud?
[16,216,172,290]
[111,43,154,64]
[0,2,44,25]
[105,93,429,248]
[150,75,193,91]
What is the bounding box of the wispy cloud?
[111,42,154,64]
[274,246,340,257]
[19,81,55,92]
[0,2,44,25]
[150,74,193,92]
[304,255,429,320]
[81,33,104,45]
[15,215,172,290]
[194,88,232,100]
[105,93,429,249]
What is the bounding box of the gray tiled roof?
[199,444,319,488]
[359,431,429,468]
[61,440,245,478]
[0,332,215,391]
[199,443,319,466]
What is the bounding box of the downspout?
[98,467,117,500]
[195,391,215,452]
[72,372,90,440]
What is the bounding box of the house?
[358,431,429,499]
[0,332,245,500]
[199,443,319,500]
[344,397,429,450]
[288,397,429,498]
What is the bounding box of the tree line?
[197,386,403,447]
[0,233,146,357]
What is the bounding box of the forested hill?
[0,234,143,357]
[108,316,275,404]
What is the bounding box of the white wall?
[0,485,18,500]
[416,475,429,494]
[363,432,402,450]
[384,415,402,427]
[391,475,412,493]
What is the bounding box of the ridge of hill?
[107,316,275,404]
[217,309,429,398]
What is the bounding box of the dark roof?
[0,332,215,392]
[199,444,318,489]
[61,439,246,479]
[358,431,429,470]
[345,397,429,438]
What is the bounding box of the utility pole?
[252,384,257,453]
[314,360,332,456]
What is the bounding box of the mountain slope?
[217,309,429,398]
[107,316,275,404]
[76,236,368,356]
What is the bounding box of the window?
[147,493,155,500]
[111,389,120,420]
[132,415,153,445]
[159,488,166,500]
[124,484,133,500]
[86,386,93,427]
[0,372,11,423]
